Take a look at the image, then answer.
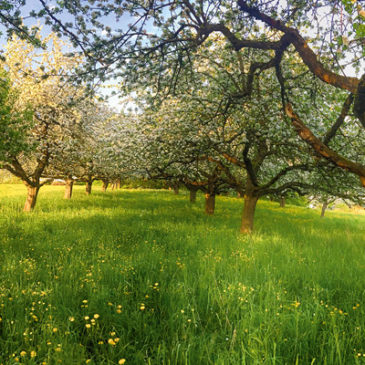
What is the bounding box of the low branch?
[285,103,365,187]
[237,0,360,93]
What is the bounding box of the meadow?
[0,184,365,364]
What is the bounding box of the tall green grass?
[0,184,364,364]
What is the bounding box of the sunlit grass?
[0,184,364,364]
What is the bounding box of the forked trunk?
[85,180,93,195]
[320,201,328,218]
[102,179,109,192]
[64,178,74,199]
[24,185,40,212]
[205,193,215,215]
[240,194,259,234]
[189,189,197,203]
[280,196,285,208]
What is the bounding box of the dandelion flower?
[85,324,91,329]
[93,314,100,319]
[119,359,126,364]
[108,338,116,346]
[20,351,27,357]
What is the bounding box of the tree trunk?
[280,196,285,208]
[205,193,215,215]
[116,179,121,189]
[102,179,109,192]
[240,194,259,234]
[24,185,40,212]
[237,191,243,198]
[320,201,328,218]
[64,178,74,199]
[189,189,197,203]
[173,186,179,195]
[85,180,93,195]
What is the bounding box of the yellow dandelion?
[85,324,91,329]
[69,316,75,322]
[82,300,88,304]
[116,309,122,313]
[108,338,116,346]
[84,316,90,321]
[110,331,116,336]
[30,350,37,358]
[93,314,100,319]
[20,351,27,357]
[52,328,58,333]
[119,359,126,365]
[114,337,120,343]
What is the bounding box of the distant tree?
[132,37,364,232]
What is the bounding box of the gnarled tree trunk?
[102,179,109,192]
[64,177,74,199]
[320,201,328,218]
[280,196,285,208]
[85,180,93,195]
[24,185,40,212]
[205,193,215,215]
[240,193,259,234]
[189,188,197,203]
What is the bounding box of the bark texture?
[102,179,109,192]
[85,181,93,195]
[189,189,197,203]
[205,193,215,215]
[280,197,285,208]
[240,194,259,233]
[64,178,74,199]
[320,201,328,218]
[24,185,40,212]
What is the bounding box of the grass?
[0,184,365,364]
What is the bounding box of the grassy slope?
[0,184,364,364]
